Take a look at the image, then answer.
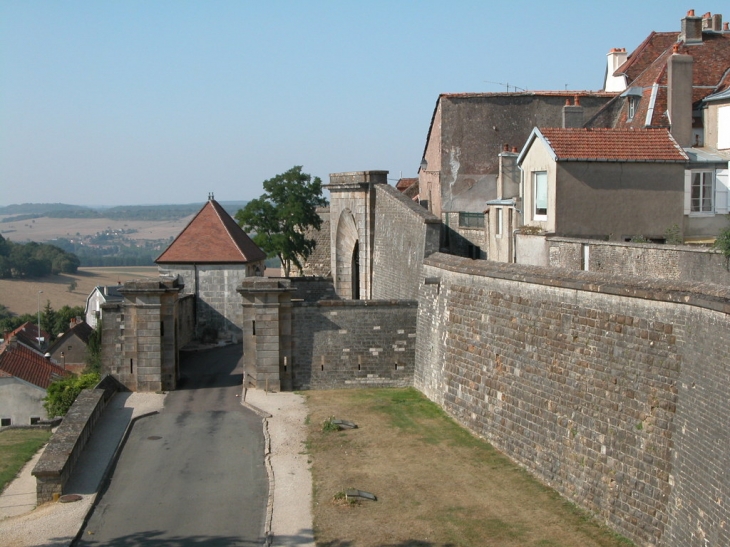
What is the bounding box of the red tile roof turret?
[156,199,267,264]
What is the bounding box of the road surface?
[75,345,267,547]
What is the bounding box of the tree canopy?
[235,166,327,276]
[0,235,80,278]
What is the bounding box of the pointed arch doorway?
[335,209,360,300]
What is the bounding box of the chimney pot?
[512,146,518,153]
[565,98,571,106]
[503,143,509,151]
[574,95,581,106]
[688,9,695,16]
[725,22,729,31]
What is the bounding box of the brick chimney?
[667,45,694,147]
[604,48,628,92]
[563,96,584,128]
[681,9,703,44]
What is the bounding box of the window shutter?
[715,169,729,214]
[684,170,692,214]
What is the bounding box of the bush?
[43,372,99,418]
[714,221,730,270]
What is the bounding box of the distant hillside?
[0,201,248,222]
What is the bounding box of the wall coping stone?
[544,235,724,254]
[375,184,441,224]
[293,299,417,308]
[425,252,730,313]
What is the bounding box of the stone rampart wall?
[415,253,730,547]
[520,235,730,285]
[371,184,440,300]
[32,385,115,503]
[291,300,417,390]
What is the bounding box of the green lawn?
[0,429,51,492]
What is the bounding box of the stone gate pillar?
[102,277,182,392]
[326,171,388,300]
[238,278,294,391]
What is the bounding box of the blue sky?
[0,1,723,206]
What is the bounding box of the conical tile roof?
[156,199,267,264]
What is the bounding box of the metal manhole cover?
[147,436,162,440]
[59,494,83,503]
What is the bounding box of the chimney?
[498,146,520,199]
[563,96,584,128]
[604,48,628,92]
[681,9,703,44]
[668,47,694,147]
[713,14,723,31]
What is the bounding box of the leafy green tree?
[41,300,57,340]
[43,372,99,418]
[235,166,327,276]
[85,324,103,374]
[53,305,85,335]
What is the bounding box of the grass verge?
[306,387,633,547]
[0,429,51,493]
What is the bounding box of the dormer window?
[621,87,643,122]
[628,97,637,120]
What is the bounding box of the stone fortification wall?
[519,235,730,285]
[289,277,339,302]
[299,207,331,277]
[290,300,417,390]
[371,184,440,300]
[415,253,730,547]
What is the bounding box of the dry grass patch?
[306,388,632,547]
[0,429,51,493]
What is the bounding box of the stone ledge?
[424,253,730,313]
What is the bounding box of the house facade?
[85,285,123,329]
[48,319,93,375]
[0,340,70,425]
[517,128,687,241]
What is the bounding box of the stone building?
[156,196,266,341]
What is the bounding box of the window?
[30,417,40,425]
[496,208,503,236]
[628,97,638,120]
[533,171,548,220]
[1,418,10,427]
[691,171,714,213]
[458,212,485,228]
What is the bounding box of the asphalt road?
[75,345,268,547]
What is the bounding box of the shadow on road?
[72,530,262,546]
[177,344,243,390]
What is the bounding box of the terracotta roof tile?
[396,178,418,191]
[156,200,267,264]
[6,322,50,350]
[0,341,71,389]
[538,128,688,162]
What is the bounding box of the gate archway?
[335,209,360,299]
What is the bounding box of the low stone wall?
[32,380,119,504]
[291,300,417,390]
[416,253,730,547]
[518,235,730,285]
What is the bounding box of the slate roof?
[525,128,688,162]
[49,321,94,354]
[5,322,50,350]
[0,341,71,389]
[156,199,267,264]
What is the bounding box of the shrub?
[43,372,100,418]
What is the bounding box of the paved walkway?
[0,388,314,547]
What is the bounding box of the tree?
[235,166,328,276]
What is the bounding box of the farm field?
[0,214,194,243]
[0,267,159,316]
